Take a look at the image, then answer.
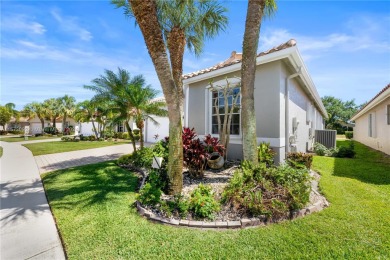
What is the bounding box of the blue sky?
[1,1,389,110]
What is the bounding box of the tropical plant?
[4,103,20,122]
[22,102,46,134]
[73,100,100,138]
[113,0,228,195]
[322,96,359,132]
[189,183,220,220]
[85,68,163,152]
[58,95,76,133]
[258,142,276,167]
[125,81,167,149]
[42,98,61,129]
[0,106,12,130]
[241,0,277,164]
[182,127,208,178]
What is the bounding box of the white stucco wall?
[144,116,169,143]
[353,97,390,155]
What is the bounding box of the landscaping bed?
[136,165,329,228]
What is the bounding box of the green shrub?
[89,135,96,141]
[222,161,311,218]
[117,147,154,168]
[258,142,276,167]
[122,132,129,139]
[336,141,355,158]
[115,132,124,139]
[314,142,327,156]
[133,129,140,135]
[160,195,189,218]
[0,130,8,135]
[287,152,313,169]
[137,183,161,206]
[147,169,169,193]
[345,131,353,139]
[189,184,220,220]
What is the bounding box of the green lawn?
[0,146,3,158]
[0,135,60,142]
[42,141,390,259]
[24,140,129,156]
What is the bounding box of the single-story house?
[6,117,30,131]
[351,84,390,155]
[28,116,78,135]
[183,39,328,163]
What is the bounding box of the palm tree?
[23,102,46,134]
[113,0,228,195]
[84,68,160,152]
[5,103,20,122]
[73,100,100,138]
[127,85,167,149]
[43,98,61,129]
[58,95,76,133]
[241,0,276,164]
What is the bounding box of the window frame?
[206,78,242,138]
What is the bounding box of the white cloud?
[1,15,46,35]
[259,15,390,55]
[51,9,93,41]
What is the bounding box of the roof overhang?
[183,46,328,119]
[351,86,390,121]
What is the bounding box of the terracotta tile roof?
[353,83,390,117]
[183,39,297,80]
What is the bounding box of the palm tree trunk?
[241,0,265,164]
[139,126,144,149]
[40,118,45,134]
[91,121,98,138]
[130,0,183,195]
[125,121,137,152]
[62,114,67,133]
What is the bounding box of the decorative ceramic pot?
[207,152,224,169]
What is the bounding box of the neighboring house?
[183,39,327,163]
[6,117,30,131]
[351,84,390,155]
[28,116,77,135]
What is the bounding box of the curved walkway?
[0,141,66,259]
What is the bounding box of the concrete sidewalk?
[35,144,135,174]
[0,141,66,260]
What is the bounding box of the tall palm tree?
[23,102,46,134]
[5,102,20,122]
[43,98,61,129]
[113,0,228,195]
[241,0,276,164]
[58,95,76,133]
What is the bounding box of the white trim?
[351,87,390,121]
[184,84,189,127]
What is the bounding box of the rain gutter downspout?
[285,66,302,157]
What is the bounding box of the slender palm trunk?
[125,121,137,152]
[241,0,265,164]
[40,118,45,134]
[130,0,183,194]
[91,121,99,138]
[62,114,67,133]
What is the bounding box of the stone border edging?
[135,199,329,229]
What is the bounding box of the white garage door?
[30,123,42,135]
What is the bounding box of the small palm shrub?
[314,142,355,158]
[222,161,311,219]
[189,184,220,220]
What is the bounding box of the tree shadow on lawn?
[42,161,139,210]
[332,141,390,185]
